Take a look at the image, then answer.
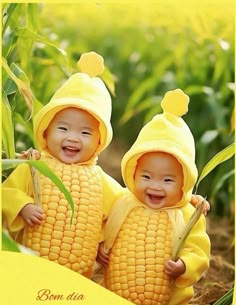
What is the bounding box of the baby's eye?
[164,178,174,182]
[142,174,150,180]
[58,126,67,131]
[82,131,92,135]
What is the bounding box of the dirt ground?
[190,217,234,305]
[97,141,235,305]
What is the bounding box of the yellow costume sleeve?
[2,163,34,232]
[98,167,125,242]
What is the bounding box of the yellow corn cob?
[104,207,172,305]
[22,155,103,278]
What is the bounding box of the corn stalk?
[27,148,41,207]
[171,198,206,261]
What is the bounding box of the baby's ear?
[43,129,47,139]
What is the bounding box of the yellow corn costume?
[103,89,211,304]
[2,52,124,278]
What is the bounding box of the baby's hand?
[19,148,41,160]
[20,203,44,226]
[96,242,110,267]
[191,194,210,216]
[164,259,186,279]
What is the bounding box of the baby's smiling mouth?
[148,194,164,202]
[63,146,80,154]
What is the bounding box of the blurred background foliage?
[2,1,235,220]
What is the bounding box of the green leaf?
[120,96,161,124]
[195,143,235,191]
[2,231,20,252]
[19,4,40,69]
[125,77,158,111]
[101,67,116,97]
[2,90,15,159]
[32,98,44,117]
[2,159,23,170]
[122,55,172,117]
[27,4,39,31]
[211,169,234,197]
[10,62,30,85]
[2,57,42,113]
[3,69,18,95]
[213,287,234,305]
[2,3,18,35]
[13,112,34,144]
[3,61,29,98]
[2,28,18,59]
[2,159,75,220]
[14,27,67,57]
[3,62,30,96]
[8,62,44,116]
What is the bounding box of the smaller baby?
[97,89,211,305]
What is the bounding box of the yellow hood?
[33,52,112,161]
[121,89,198,207]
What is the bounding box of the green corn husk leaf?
[211,169,234,197]
[172,198,206,261]
[213,287,234,305]
[15,27,67,57]
[2,3,18,34]
[195,142,235,192]
[2,58,44,116]
[2,230,38,254]
[2,231,20,252]
[2,159,74,221]
[2,90,15,159]
[2,57,34,111]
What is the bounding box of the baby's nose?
[67,133,80,142]
[150,181,162,190]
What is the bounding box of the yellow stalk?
[27,148,41,206]
[171,198,206,261]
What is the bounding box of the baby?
[97,89,211,305]
[2,52,125,278]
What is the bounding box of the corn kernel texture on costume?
[104,89,210,305]
[2,52,124,278]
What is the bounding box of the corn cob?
[22,155,103,278]
[104,206,172,305]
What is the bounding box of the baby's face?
[133,152,183,209]
[44,107,100,164]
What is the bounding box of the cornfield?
[1,2,234,304]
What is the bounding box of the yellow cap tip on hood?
[77,51,104,78]
[161,88,189,117]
